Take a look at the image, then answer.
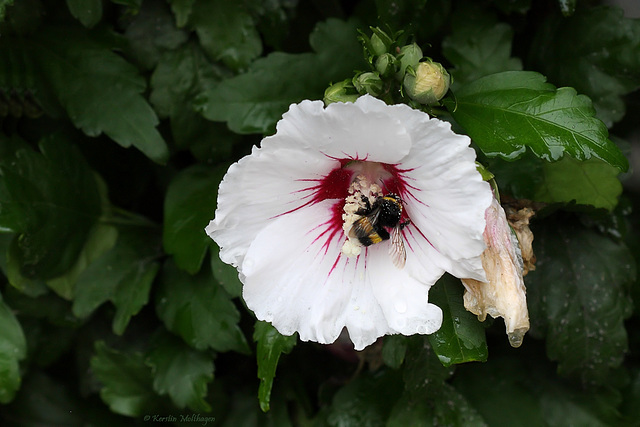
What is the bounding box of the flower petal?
[206,144,337,268]
[241,199,444,350]
[273,96,413,163]
[395,117,492,281]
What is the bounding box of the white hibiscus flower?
[206,95,493,350]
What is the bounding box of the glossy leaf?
[527,220,635,384]
[447,71,628,171]
[73,227,161,335]
[90,341,158,417]
[0,294,26,403]
[427,275,488,366]
[529,6,640,126]
[254,321,296,412]
[156,260,249,353]
[146,332,214,411]
[0,135,102,280]
[190,0,262,70]
[32,26,169,163]
[196,18,367,134]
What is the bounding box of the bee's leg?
[354,195,372,215]
[399,219,411,230]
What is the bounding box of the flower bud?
[375,53,397,78]
[402,60,451,105]
[352,72,384,97]
[323,80,360,105]
[370,33,388,57]
[395,43,423,81]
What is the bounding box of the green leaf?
[0,370,131,426]
[454,348,623,426]
[196,18,368,134]
[529,6,640,126]
[527,219,635,384]
[488,153,623,211]
[381,335,408,369]
[190,0,262,70]
[30,26,169,163]
[0,233,48,297]
[387,384,487,427]
[534,157,622,211]
[156,259,249,353]
[492,0,531,14]
[66,0,102,28]
[427,275,488,366]
[163,164,225,274]
[146,332,214,411]
[123,0,188,70]
[374,0,450,42]
[150,43,226,118]
[46,223,118,300]
[0,0,14,21]
[90,341,158,417]
[254,320,296,412]
[150,43,233,159]
[168,0,195,27]
[402,336,455,392]
[442,8,522,86]
[325,369,403,426]
[73,227,161,335]
[621,368,640,422]
[0,135,102,280]
[446,71,628,171]
[0,294,27,403]
[210,243,242,298]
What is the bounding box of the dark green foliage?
[427,275,488,366]
[0,0,639,425]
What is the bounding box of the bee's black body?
[349,194,404,247]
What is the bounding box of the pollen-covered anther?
[341,174,381,257]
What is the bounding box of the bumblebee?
[348,193,409,268]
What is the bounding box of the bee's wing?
[389,225,406,269]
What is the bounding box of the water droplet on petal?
[394,300,407,313]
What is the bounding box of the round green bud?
[323,80,360,105]
[395,43,423,81]
[402,60,451,105]
[375,53,397,78]
[352,72,384,96]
